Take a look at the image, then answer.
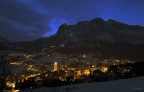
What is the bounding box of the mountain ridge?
[7,18,144,60]
[0,36,12,44]
[55,18,144,44]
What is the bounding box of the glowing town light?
[101,67,108,72]
[83,54,86,58]
[12,83,15,89]
[53,62,58,71]
[54,62,57,65]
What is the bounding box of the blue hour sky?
[0,0,144,41]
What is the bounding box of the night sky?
[0,0,144,42]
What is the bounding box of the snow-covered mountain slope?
[32,76,144,92]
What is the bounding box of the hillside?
[0,37,11,44]
[32,76,144,92]
[0,37,12,50]
[12,18,144,60]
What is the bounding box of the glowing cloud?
[42,19,66,37]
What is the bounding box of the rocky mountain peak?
[56,18,144,44]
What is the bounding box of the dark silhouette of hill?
[11,18,144,60]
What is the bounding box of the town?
[1,52,143,92]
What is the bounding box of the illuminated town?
[1,51,143,92]
[1,0,144,91]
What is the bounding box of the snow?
[32,76,144,92]
[10,65,27,74]
[34,56,54,63]
[34,56,62,63]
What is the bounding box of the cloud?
[0,0,52,41]
[0,0,144,41]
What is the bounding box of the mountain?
[0,37,12,44]
[0,37,12,50]
[56,18,144,44]
[14,18,144,60]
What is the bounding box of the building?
[53,62,58,71]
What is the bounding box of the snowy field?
[31,76,144,92]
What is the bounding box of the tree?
[0,51,11,91]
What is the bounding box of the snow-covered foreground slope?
[33,76,144,92]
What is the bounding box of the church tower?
[53,62,58,71]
